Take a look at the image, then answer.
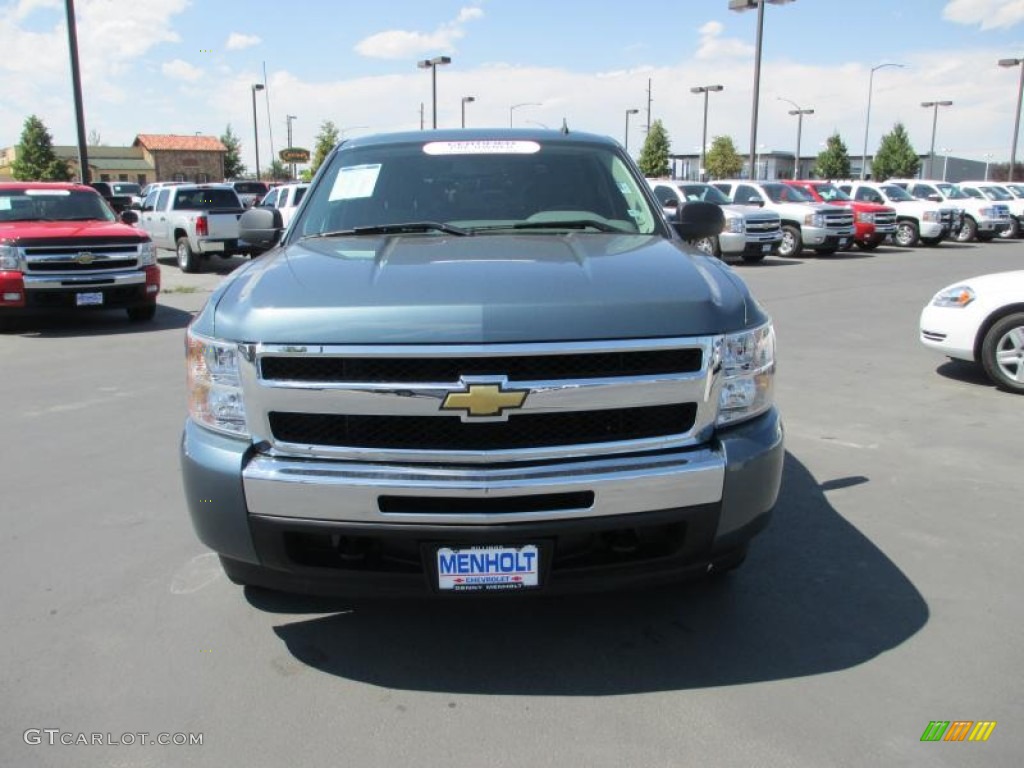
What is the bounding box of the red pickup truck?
[784,180,897,251]
[0,182,159,328]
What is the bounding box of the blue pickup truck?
[180,129,783,597]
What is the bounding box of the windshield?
[813,183,851,202]
[678,184,730,205]
[111,183,141,195]
[980,185,1013,201]
[233,182,269,195]
[936,183,967,200]
[762,183,812,203]
[1006,184,1024,197]
[173,188,243,210]
[880,185,913,202]
[292,139,660,238]
[0,188,116,222]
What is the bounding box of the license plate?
[436,544,540,592]
[76,292,103,306]
[203,241,224,252]
[762,243,772,252]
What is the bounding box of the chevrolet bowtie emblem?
[441,382,528,418]
[75,252,95,265]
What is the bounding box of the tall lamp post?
[728,0,796,181]
[984,152,994,181]
[285,114,297,178]
[921,100,953,178]
[251,83,265,180]
[691,84,724,181]
[778,97,813,179]
[417,56,451,129]
[941,148,952,181]
[461,96,475,128]
[998,57,1024,181]
[624,108,640,154]
[510,102,540,128]
[861,62,904,179]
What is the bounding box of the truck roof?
[340,128,618,150]
[0,181,95,193]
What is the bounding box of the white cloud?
[226,32,261,51]
[696,20,754,60]
[162,59,204,82]
[943,0,1024,29]
[13,0,61,20]
[355,5,484,59]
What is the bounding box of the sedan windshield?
[291,138,661,239]
[880,185,914,202]
[678,184,731,205]
[0,189,115,222]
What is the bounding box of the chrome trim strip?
[242,447,726,524]
[23,271,146,289]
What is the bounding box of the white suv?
[837,181,954,247]
[889,179,1010,243]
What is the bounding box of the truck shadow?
[252,451,928,694]
[1,304,195,337]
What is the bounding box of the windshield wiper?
[506,219,625,233]
[302,221,470,239]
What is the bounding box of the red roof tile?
[133,134,227,152]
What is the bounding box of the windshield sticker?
[423,140,541,155]
[328,164,382,201]
[25,189,70,196]
[0,198,10,210]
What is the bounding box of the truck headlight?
[138,241,156,266]
[978,207,994,218]
[186,329,249,437]
[726,216,745,234]
[0,244,18,270]
[804,212,825,228]
[931,285,975,308]
[717,322,775,426]
[922,210,940,222]
[856,211,875,224]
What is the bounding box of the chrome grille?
[21,242,142,274]
[745,218,781,234]
[874,212,897,227]
[823,211,855,230]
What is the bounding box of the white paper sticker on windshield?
[423,140,541,155]
[328,164,382,201]
[25,189,70,196]
[0,198,10,210]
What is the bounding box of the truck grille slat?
[268,404,698,451]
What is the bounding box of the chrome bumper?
[23,271,146,290]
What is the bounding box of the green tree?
[221,124,245,179]
[266,159,293,181]
[11,115,72,181]
[637,119,671,177]
[814,132,851,179]
[871,122,919,181]
[310,120,340,177]
[704,135,743,180]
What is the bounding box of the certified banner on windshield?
[436,544,540,592]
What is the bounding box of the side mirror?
[673,201,725,241]
[927,193,942,203]
[120,210,139,225]
[239,206,284,250]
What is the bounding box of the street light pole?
[998,57,1024,181]
[691,85,724,181]
[778,97,813,179]
[251,83,265,180]
[624,108,639,154]
[285,114,297,178]
[921,100,953,178]
[417,56,451,129]
[461,96,475,128]
[861,62,904,179]
[941,148,952,181]
[510,102,541,128]
[984,153,994,181]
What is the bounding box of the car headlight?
[0,244,19,270]
[922,210,939,222]
[186,329,249,437]
[804,212,824,228]
[138,241,156,266]
[931,285,975,308]
[717,322,775,426]
[726,216,745,234]
[856,211,875,224]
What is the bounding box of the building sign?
[279,148,310,163]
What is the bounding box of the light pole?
[461,96,475,128]
[861,63,904,179]
[691,85,724,181]
[510,102,540,128]
[624,108,639,154]
[285,114,297,178]
[729,0,796,187]
[921,100,953,178]
[756,143,767,180]
[417,55,451,129]
[778,97,813,179]
[998,57,1024,181]
[984,153,994,181]
[251,83,265,180]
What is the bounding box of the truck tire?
[893,220,919,247]
[692,235,721,258]
[176,237,201,273]
[126,303,157,323]
[998,218,1020,239]
[981,311,1024,393]
[777,225,802,257]
[955,216,977,243]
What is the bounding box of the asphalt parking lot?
[1,240,1022,767]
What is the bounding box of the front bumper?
[919,303,983,361]
[719,231,782,256]
[2,268,159,314]
[181,408,784,596]
[802,226,856,248]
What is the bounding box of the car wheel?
[777,225,802,257]
[176,237,200,273]
[692,235,721,258]
[919,236,944,246]
[998,218,1020,239]
[981,312,1024,393]
[126,303,157,323]
[955,216,977,243]
[893,220,919,247]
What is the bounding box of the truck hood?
[0,219,147,244]
[824,201,893,213]
[723,204,778,221]
[210,233,755,344]
[763,201,836,217]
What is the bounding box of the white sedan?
[920,271,1024,393]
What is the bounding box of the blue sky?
[2,0,1023,172]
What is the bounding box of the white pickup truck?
[837,181,955,247]
[138,183,249,272]
[888,179,1010,243]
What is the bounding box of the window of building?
[100,174,111,181]
[137,174,147,185]
[197,173,209,183]
[118,174,128,181]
